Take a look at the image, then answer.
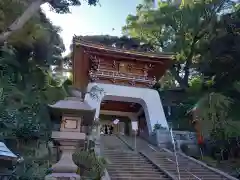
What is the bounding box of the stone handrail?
[162,148,238,180]
[116,135,134,151]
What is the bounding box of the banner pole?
[134,130,137,151]
[170,128,181,180]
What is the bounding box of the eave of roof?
[48,97,95,112]
[73,37,175,60]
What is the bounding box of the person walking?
[110,125,114,135]
[104,125,108,135]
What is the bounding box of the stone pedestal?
[45,132,86,180]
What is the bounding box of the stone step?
[108,173,169,178]
[110,176,169,180]
[107,171,163,176]
[106,159,149,163]
[104,154,140,157]
[107,164,157,169]
[120,136,234,180]
[107,166,158,170]
[103,150,137,154]
[152,156,225,178]
[107,168,162,173]
[101,135,172,180]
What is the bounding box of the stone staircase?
[100,135,173,180]
[119,135,238,180]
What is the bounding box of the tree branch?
[182,0,227,86]
[0,0,47,44]
[183,34,201,85]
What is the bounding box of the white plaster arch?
[85,83,169,133]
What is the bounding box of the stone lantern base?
[45,131,86,180]
[45,173,80,180]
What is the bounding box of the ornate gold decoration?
[112,60,117,68]
[88,69,156,87]
[129,80,136,86]
[89,70,99,81]
[89,55,100,71]
[127,64,133,72]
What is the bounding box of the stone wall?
[142,130,197,150]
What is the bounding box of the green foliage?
[153,123,166,131]
[11,140,53,180]
[198,9,240,90]
[0,0,66,66]
[123,0,237,88]
[73,150,107,180]
[49,0,99,14]
[158,71,178,90]
[196,92,235,138]
[188,75,203,94]
[0,45,67,141]
[123,0,240,145]
[0,1,102,180]
[0,4,67,177]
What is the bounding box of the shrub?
[73,150,107,180]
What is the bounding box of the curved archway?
[85,82,169,134]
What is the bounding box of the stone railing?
[141,129,197,149]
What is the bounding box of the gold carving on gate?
[88,55,157,87]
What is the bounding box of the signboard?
[64,119,78,129]
[113,119,119,125]
[131,121,138,131]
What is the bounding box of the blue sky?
[42,0,142,55]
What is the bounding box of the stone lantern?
[45,96,96,180]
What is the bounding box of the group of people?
[101,124,114,135]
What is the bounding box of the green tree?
[0,2,70,178]
[198,9,240,91]
[0,0,99,43]
[123,0,236,89]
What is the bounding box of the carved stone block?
[60,116,81,132]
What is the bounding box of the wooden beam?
[100,110,136,117]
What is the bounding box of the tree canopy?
[0,0,99,43]
[123,0,238,89]
[0,0,76,178]
[122,1,240,155]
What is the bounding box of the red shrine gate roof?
[72,36,174,90]
[73,37,174,61]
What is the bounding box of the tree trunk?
[0,0,46,44]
